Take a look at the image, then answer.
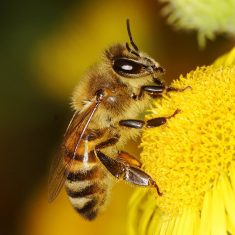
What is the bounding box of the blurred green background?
[0,0,233,235]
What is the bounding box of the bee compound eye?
[113,58,142,76]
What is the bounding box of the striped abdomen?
[65,150,112,220]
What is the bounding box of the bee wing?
[48,98,102,203]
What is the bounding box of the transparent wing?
[48,98,101,202]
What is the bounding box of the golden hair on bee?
[48,19,186,221]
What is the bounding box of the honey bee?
[48,19,184,220]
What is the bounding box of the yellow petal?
[199,190,212,235]
[211,180,226,235]
[214,47,235,66]
[220,172,235,231]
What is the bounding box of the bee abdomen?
[66,183,105,198]
[75,198,99,220]
[65,165,111,220]
[67,165,99,181]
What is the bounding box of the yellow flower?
[128,48,235,235]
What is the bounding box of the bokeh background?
[1,0,234,235]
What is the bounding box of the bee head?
[107,19,165,86]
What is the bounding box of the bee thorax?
[106,96,117,103]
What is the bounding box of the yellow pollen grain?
[140,65,235,216]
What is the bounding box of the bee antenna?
[126,19,139,52]
[126,42,140,57]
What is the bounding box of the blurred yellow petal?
[220,173,235,231]
[211,180,226,235]
[214,47,235,66]
[199,188,212,235]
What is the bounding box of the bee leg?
[95,150,162,196]
[95,135,120,149]
[117,151,142,168]
[146,108,180,128]
[132,85,191,100]
[119,108,180,129]
[132,85,165,100]
[95,137,141,168]
[119,120,145,129]
[166,86,191,92]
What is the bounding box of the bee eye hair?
[113,58,143,76]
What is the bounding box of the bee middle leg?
[119,108,180,129]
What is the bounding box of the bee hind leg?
[95,137,141,169]
[117,151,142,168]
[95,150,162,196]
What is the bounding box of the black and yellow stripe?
[65,148,111,220]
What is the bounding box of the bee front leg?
[132,85,191,100]
[132,85,165,100]
[95,150,162,196]
[166,86,191,92]
[119,108,180,129]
